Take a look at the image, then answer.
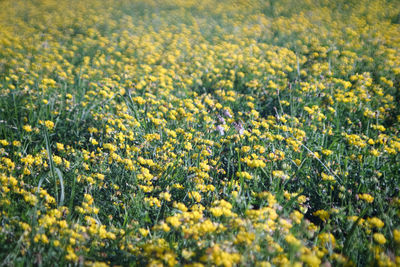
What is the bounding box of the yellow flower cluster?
[0,0,399,266]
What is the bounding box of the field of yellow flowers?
[1,0,400,266]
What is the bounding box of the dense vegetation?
[1,0,400,266]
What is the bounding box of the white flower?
[217,115,225,124]
[233,122,244,135]
[216,125,225,135]
[223,109,232,118]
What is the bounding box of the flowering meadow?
[1,0,400,266]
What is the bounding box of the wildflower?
[272,170,289,180]
[357,193,374,203]
[236,171,252,180]
[166,216,181,228]
[313,210,330,222]
[44,120,55,130]
[139,228,149,237]
[321,172,335,182]
[23,125,33,132]
[393,229,400,243]
[216,125,225,135]
[367,217,384,229]
[285,234,301,247]
[290,210,304,224]
[56,143,64,151]
[182,249,195,260]
[209,245,241,267]
[223,109,232,118]
[373,233,386,245]
[300,254,321,267]
[189,191,202,202]
[318,233,336,247]
[53,155,62,166]
[233,122,244,135]
[217,115,226,124]
[160,192,171,202]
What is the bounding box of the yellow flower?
[318,233,336,247]
[12,140,21,147]
[272,170,288,179]
[53,155,62,166]
[166,216,181,228]
[290,210,304,224]
[188,191,202,202]
[300,254,321,267]
[209,245,241,267]
[23,125,33,132]
[44,120,55,130]
[241,146,251,153]
[139,228,149,237]
[65,246,78,261]
[367,217,384,229]
[285,234,301,247]
[182,249,195,260]
[313,210,330,222]
[236,171,252,180]
[373,233,386,245]
[160,192,171,202]
[393,229,400,243]
[358,193,374,203]
[56,142,64,151]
